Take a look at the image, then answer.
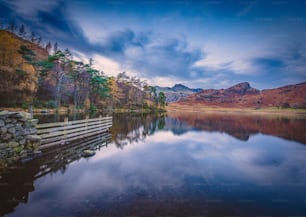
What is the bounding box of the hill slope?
[175,82,306,108]
[0,30,48,106]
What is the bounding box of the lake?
[1,112,306,217]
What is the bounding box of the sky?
[0,0,306,89]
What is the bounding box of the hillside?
[0,30,162,112]
[0,30,48,106]
[156,84,202,103]
[174,82,306,109]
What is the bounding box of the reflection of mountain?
[0,132,111,216]
[163,118,194,135]
[167,112,306,144]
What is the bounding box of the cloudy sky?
[1,0,306,89]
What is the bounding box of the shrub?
[21,102,28,109]
[46,100,56,109]
[89,104,97,113]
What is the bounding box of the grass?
[166,103,306,117]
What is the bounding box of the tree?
[70,61,87,111]
[53,42,58,54]
[158,92,166,108]
[42,50,71,109]
[87,66,109,108]
[45,41,52,53]
[18,24,26,38]
[18,45,36,63]
[30,32,36,43]
[8,19,16,33]
[150,86,158,105]
[37,36,42,45]
[108,77,124,109]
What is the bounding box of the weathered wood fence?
[36,116,112,149]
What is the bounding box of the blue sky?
[1,0,306,89]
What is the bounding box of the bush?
[89,104,97,113]
[46,100,56,109]
[21,102,29,109]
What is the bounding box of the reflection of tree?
[111,113,166,149]
[167,112,306,144]
[0,132,111,216]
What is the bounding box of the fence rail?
[37,116,112,149]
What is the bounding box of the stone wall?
[0,111,41,168]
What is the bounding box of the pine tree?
[45,42,52,53]
[8,19,16,33]
[53,42,58,54]
[30,32,36,42]
[18,24,26,37]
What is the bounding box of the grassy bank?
[167,103,306,117]
[0,106,166,115]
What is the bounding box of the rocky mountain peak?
[172,84,189,91]
[226,82,259,95]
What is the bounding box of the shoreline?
[166,104,306,117]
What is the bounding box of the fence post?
[85,115,89,135]
[99,115,102,131]
[64,117,68,143]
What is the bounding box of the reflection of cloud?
[11,129,306,216]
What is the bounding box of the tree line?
[0,22,166,112]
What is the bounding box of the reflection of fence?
[35,132,112,179]
[36,116,112,149]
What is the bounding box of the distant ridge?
[174,81,306,109]
[155,84,202,103]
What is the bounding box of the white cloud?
[3,0,59,16]
[92,54,122,77]
[193,42,263,75]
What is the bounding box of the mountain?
[156,84,202,103]
[174,82,306,109]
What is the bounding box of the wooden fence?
[36,116,112,149]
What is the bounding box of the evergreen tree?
[45,42,52,53]
[18,24,26,37]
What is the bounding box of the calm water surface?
[1,112,306,217]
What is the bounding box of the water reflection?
[1,112,306,217]
[0,132,111,215]
[166,112,306,144]
[111,113,166,148]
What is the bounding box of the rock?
[0,119,5,127]
[5,118,12,123]
[24,128,37,135]
[10,112,31,119]
[8,127,16,136]
[20,150,28,158]
[15,129,24,137]
[19,139,26,145]
[0,143,8,148]
[8,141,19,148]
[33,150,42,156]
[6,124,14,128]
[20,156,33,164]
[1,133,12,141]
[0,127,7,134]
[13,145,24,153]
[25,119,39,127]
[83,150,96,157]
[0,110,10,117]
[26,135,41,143]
